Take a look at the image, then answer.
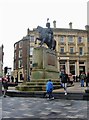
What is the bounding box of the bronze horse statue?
[35,26,56,50]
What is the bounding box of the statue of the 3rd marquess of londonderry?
[35,19,56,50]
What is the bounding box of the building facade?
[13,23,89,82]
[0,45,4,77]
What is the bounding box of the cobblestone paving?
[0,97,88,119]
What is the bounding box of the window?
[19,41,23,48]
[70,47,74,54]
[19,49,22,58]
[68,36,73,43]
[78,37,83,43]
[30,36,34,41]
[60,61,65,71]
[60,47,64,53]
[70,65,75,75]
[88,38,89,42]
[30,61,32,64]
[60,36,64,43]
[30,47,34,55]
[18,60,22,68]
[88,47,89,53]
[79,62,84,64]
[79,47,83,55]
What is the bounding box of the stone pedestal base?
[31,69,59,79]
[16,47,60,92]
[31,47,59,79]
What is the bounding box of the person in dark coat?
[79,71,86,87]
[60,71,69,95]
[2,75,8,97]
[11,76,14,82]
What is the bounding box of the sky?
[0,0,88,70]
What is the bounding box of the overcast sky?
[0,0,88,70]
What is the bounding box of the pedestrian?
[79,71,86,87]
[59,70,64,87]
[2,75,8,97]
[28,75,30,81]
[11,76,14,82]
[86,72,89,87]
[21,75,24,81]
[15,77,18,83]
[46,79,54,100]
[60,70,69,95]
[75,75,78,82]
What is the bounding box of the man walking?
[60,71,69,95]
[79,71,86,87]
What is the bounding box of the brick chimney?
[53,20,56,28]
[85,25,89,31]
[69,22,72,29]
[27,28,30,35]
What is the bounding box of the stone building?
[13,23,89,82]
[54,23,89,76]
[0,45,4,77]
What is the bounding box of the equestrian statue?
[35,19,56,50]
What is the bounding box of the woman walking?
[2,75,8,97]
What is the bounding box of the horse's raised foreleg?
[40,38,45,47]
[51,39,54,50]
[35,38,37,44]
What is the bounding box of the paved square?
[0,97,88,119]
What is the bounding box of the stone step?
[4,90,89,101]
[25,81,60,85]
[16,84,61,91]
[30,79,60,82]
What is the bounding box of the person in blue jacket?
[46,79,54,99]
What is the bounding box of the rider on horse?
[46,19,53,43]
[35,19,56,50]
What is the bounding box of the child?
[46,79,54,100]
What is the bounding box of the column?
[85,60,87,75]
[66,60,69,74]
[76,60,79,76]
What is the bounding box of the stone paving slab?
[0,97,89,119]
[53,82,88,93]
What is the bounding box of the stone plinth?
[16,47,60,92]
[31,47,59,79]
